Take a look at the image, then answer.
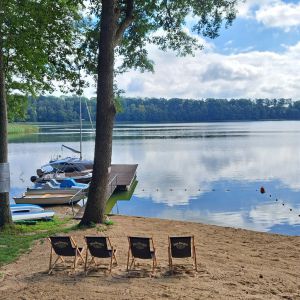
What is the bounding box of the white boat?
[32,169,93,184]
[27,179,89,195]
[13,191,85,205]
[10,204,55,221]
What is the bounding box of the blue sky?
[214,18,298,54]
[80,0,300,100]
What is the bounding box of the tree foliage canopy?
[82,0,238,75]
[0,0,85,227]
[0,0,84,103]
[17,96,299,123]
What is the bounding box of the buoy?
[30,176,37,183]
[260,187,265,194]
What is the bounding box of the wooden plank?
[74,164,138,219]
[109,164,138,190]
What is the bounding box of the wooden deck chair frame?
[84,236,118,274]
[168,235,197,272]
[48,236,85,274]
[127,236,158,273]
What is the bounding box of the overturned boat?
[11,204,55,222]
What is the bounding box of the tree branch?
[114,0,134,46]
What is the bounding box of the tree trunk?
[0,40,13,227]
[80,0,117,225]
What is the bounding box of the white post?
[79,96,83,160]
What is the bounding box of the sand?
[0,214,300,300]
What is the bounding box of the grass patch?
[8,123,39,135]
[104,219,114,226]
[0,216,112,267]
[0,217,75,267]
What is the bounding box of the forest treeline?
[12,96,300,122]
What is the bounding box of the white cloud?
[237,0,300,30]
[256,1,300,30]
[55,1,300,100]
[109,123,300,207]
[155,201,300,232]
[114,40,300,100]
[237,0,275,19]
[249,201,300,228]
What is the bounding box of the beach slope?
[0,215,299,299]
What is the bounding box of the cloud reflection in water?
[9,121,300,235]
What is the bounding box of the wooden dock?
[74,164,138,219]
[109,164,138,191]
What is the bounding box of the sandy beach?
[0,214,299,300]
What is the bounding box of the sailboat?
[31,96,94,183]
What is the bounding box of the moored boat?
[42,156,93,173]
[10,204,55,221]
[27,178,89,194]
[31,169,92,184]
[31,157,93,184]
[13,191,85,205]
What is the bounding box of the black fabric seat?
[48,236,85,274]
[168,236,197,272]
[127,236,157,273]
[84,236,117,274]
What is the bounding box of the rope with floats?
[137,185,300,218]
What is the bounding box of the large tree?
[80,0,240,225]
[0,0,83,227]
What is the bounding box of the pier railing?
[73,175,118,218]
[70,189,87,216]
[108,175,118,199]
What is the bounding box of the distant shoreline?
[10,119,300,124]
[13,96,300,123]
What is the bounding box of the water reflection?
[8,121,300,235]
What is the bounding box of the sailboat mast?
[79,96,83,160]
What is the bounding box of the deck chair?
[48,236,85,274]
[127,236,157,273]
[168,236,197,272]
[84,236,117,274]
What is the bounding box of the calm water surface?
[8,121,300,236]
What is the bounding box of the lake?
[8,121,300,236]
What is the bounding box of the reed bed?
[7,123,39,135]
